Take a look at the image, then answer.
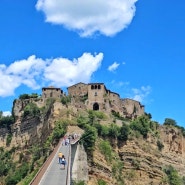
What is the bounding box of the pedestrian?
[58,151,63,164]
[65,138,69,145]
[61,155,67,169]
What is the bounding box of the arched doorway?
[93,102,99,110]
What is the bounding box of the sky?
[0,0,185,127]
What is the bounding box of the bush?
[79,125,97,154]
[52,120,68,141]
[6,162,29,185]
[23,103,40,118]
[157,140,164,151]
[164,165,182,185]
[73,181,85,185]
[118,123,130,141]
[108,123,119,139]
[6,134,12,146]
[98,140,112,162]
[98,179,107,185]
[61,96,71,105]
[130,115,150,138]
[0,115,14,129]
[163,118,177,127]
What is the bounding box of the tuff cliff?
[0,94,185,185]
[88,126,185,185]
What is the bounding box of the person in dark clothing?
[61,155,66,169]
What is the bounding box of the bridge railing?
[29,138,63,185]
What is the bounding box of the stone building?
[67,82,145,119]
[67,82,88,97]
[37,83,145,119]
[121,98,145,118]
[86,83,107,111]
[42,86,63,99]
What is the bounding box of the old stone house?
[42,86,64,99]
[67,82,145,118]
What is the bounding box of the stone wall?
[67,82,145,118]
[68,83,88,97]
[87,83,106,111]
[121,98,144,118]
[42,86,63,99]
[71,143,88,183]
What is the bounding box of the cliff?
[0,96,185,185]
[88,126,185,185]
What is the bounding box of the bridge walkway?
[38,143,70,185]
[30,136,81,185]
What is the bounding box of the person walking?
[61,155,67,169]
[58,151,63,164]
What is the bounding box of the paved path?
[39,144,70,185]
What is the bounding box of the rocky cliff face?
[1,98,185,185]
[88,126,185,185]
[0,98,55,148]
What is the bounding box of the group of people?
[62,133,79,146]
[58,151,66,169]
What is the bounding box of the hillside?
[0,94,185,185]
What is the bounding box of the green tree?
[163,118,177,126]
[0,115,14,129]
[130,115,150,138]
[88,110,96,125]
[23,103,40,117]
[108,123,119,139]
[80,125,97,154]
[164,165,182,185]
[118,123,130,141]
[19,94,30,99]
[52,120,67,141]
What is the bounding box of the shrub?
[157,140,164,151]
[98,179,107,185]
[98,140,112,162]
[118,123,130,141]
[61,96,71,105]
[130,115,150,138]
[163,118,177,127]
[79,125,97,154]
[23,103,40,118]
[108,123,119,139]
[164,165,182,185]
[73,181,85,185]
[6,134,12,146]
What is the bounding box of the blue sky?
[0,0,185,127]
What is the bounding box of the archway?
[93,102,99,111]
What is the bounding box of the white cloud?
[36,0,138,37]
[108,62,120,72]
[0,53,103,97]
[3,111,11,116]
[131,85,151,102]
[44,52,103,86]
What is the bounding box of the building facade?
[42,86,63,99]
[67,82,145,119]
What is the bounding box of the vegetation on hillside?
[1,92,185,184]
[77,110,185,184]
[0,97,68,184]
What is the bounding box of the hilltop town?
[42,82,144,119]
[1,82,185,185]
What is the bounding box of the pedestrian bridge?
[30,136,81,185]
